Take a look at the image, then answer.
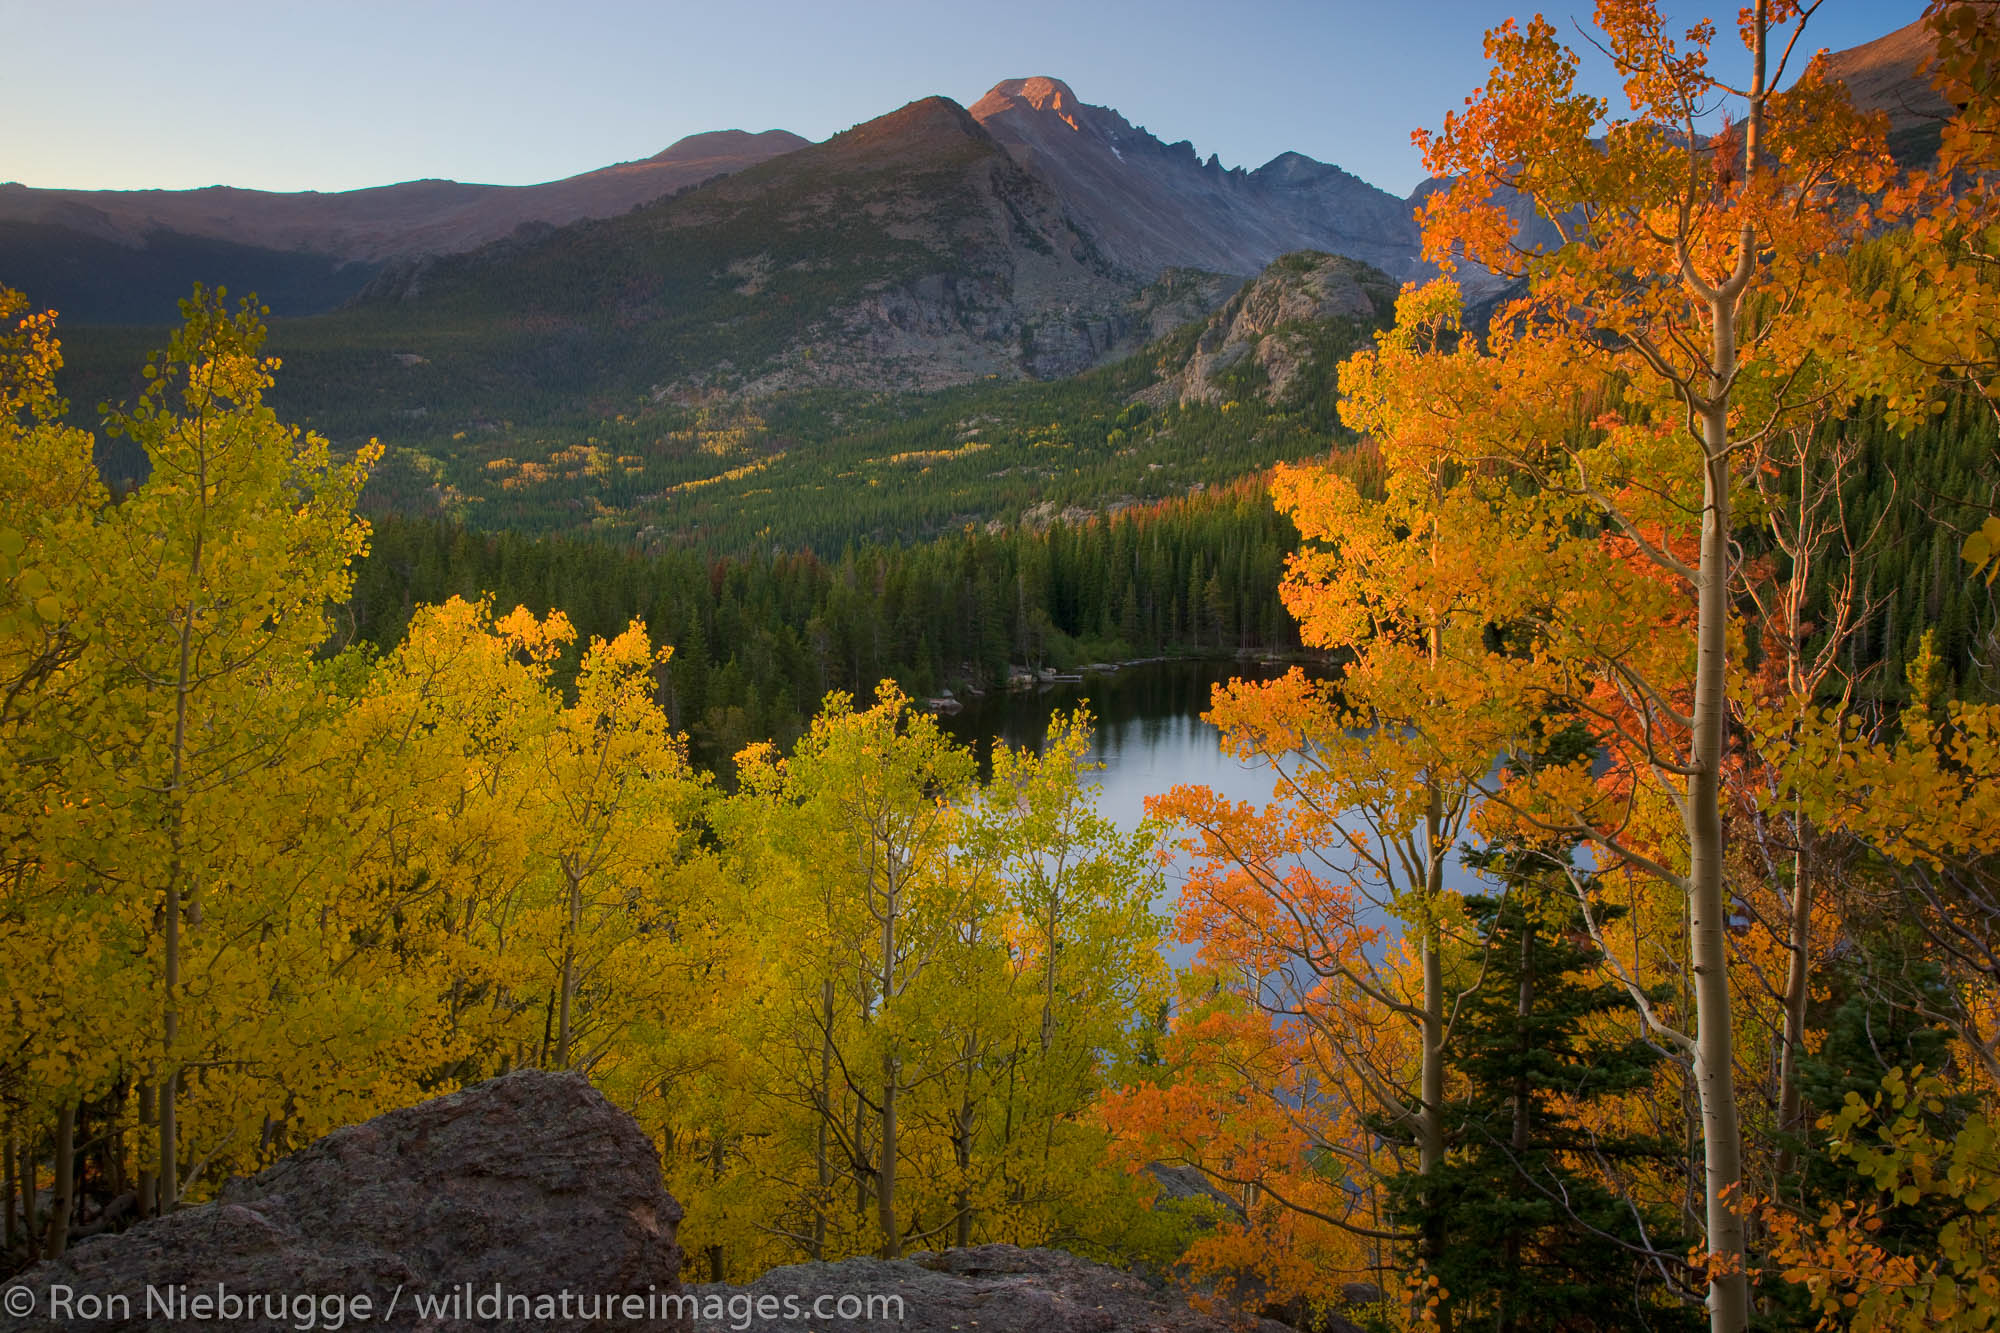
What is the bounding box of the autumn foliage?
[8,4,2000,1331]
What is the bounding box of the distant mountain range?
[0,131,809,322]
[3,72,1440,331]
[5,18,1946,426]
[1,130,811,261]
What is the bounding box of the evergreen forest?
[8,6,2000,1332]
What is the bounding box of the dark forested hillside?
[0,221,383,323]
[0,131,814,324]
[346,473,1327,770]
[336,382,2000,782]
[1817,395,2000,697]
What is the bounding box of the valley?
[8,8,2000,1331]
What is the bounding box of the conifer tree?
[1792,934,1974,1257]
[1384,843,1698,1330]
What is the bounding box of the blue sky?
[2,0,1927,198]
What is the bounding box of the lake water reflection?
[936,657,1481,963]
[936,657,1314,830]
[936,659,1322,957]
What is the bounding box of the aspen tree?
[48,290,374,1209]
[1360,5,1928,1323]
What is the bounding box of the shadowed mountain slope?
[187,96,1231,435]
[1821,17,1953,163]
[0,129,809,321]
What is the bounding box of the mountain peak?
[826,96,993,158]
[970,77,1087,126]
[646,129,810,164]
[968,74,1417,282]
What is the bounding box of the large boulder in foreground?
[691,1244,1298,1333]
[1,1070,686,1331]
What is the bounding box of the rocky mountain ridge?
[1822,17,1952,134]
[1822,16,1953,163]
[970,76,1422,282]
[185,93,1258,434]
[0,130,810,323]
[308,82,1429,406]
[15,18,1947,416]
[1149,250,1399,409]
[5,74,1434,332]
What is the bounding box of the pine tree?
[1795,931,1975,1251]
[1384,845,1699,1331]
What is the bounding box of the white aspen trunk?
[1773,840,1813,1184]
[707,1131,725,1281]
[1679,11,1765,1324]
[2,1112,14,1251]
[44,1102,74,1261]
[160,492,205,1216]
[1419,779,1450,1333]
[955,1031,977,1250]
[1692,320,1750,1333]
[877,859,901,1259]
[853,1093,870,1224]
[813,978,833,1261]
[555,866,582,1068]
[135,1082,155,1219]
[161,874,180,1214]
[1041,897,1058,1055]
[20,1124,38,1260]
[1421,783,1447,1178]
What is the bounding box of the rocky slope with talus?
[1149,250,1398,409]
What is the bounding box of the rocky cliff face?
[970,77,1422,282]
[1158,250,1397,408]
[705,97,1190,391]
[0,1071,689,1332]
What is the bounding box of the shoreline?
[920,649,1326,713]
